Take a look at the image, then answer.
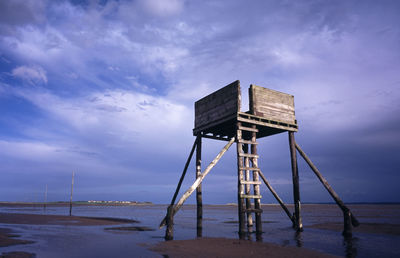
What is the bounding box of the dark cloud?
[0,0,46,36]
[0,0,45,26]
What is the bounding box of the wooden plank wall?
[249,85,296,124]
[194,80,241,129]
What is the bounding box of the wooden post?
[160,137,235,229]
[343,209,352,236]
[69,172,74,216]
[236,124,246,239]
[165,205,174,240]
[295,143,359,228]
[243,144,253,234]
[196,136,203,237]
[170,138,198,206]
[289,132,303,231]
[251,125,262,239]
[160,137,197,230]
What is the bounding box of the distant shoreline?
[0,201,153,207]
[1,202,399,207]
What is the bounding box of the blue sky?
[0,0,399,204]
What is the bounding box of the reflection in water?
[197,226,202,238]
[343,235,358,258]
[256,232,262,242]
[294,231,303,247]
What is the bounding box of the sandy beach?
[151,237,338,258]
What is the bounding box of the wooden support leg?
[258,170,295,224]
[159,137,198,232]
[295,143,360,229]
[243,144,253,235]
[236,124,246,239]
[289,132,303,231]
[170,138,198,206]
[165,205,174,240]
[343,209,352,237]
[251,126,262,239]
[196,136,203,238]
[160,137,235,229]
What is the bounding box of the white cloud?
[12,65,47,84]
[138,0,184,17]
[0,140,56,161]
[15,88,193,153]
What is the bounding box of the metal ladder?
[236,122,263,239]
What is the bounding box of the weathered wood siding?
[194,80,241,129]
[249,85,296,124]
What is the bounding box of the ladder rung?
[238,153,259,158]
[239,167,260,171]
[238,126,258,132]
[244,208,263,213]
[240,194,262,199]
[238,140,258,145]
[240,180,261,185]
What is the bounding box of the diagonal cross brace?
[295,142,359,227]
[160,137,235,228]
[258,170,295,223]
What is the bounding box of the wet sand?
[0,228,36,257]
[1,204,400,257]
[0,228,34,247]
[310,222,400,235]
[0,212,137,226]
[152,237,338,258]
[0,212,139,258]
[1,212,337,258]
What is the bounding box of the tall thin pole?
[69,172,75,216]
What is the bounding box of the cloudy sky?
[0,0,399,204]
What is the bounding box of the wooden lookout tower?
[160,80,359,240]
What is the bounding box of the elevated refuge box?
[193,80,297,139]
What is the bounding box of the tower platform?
[193,80,298,140]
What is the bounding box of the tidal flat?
[0,203,399,257]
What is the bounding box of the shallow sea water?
[0,204,399,257]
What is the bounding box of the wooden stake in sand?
[69,172,75,216]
